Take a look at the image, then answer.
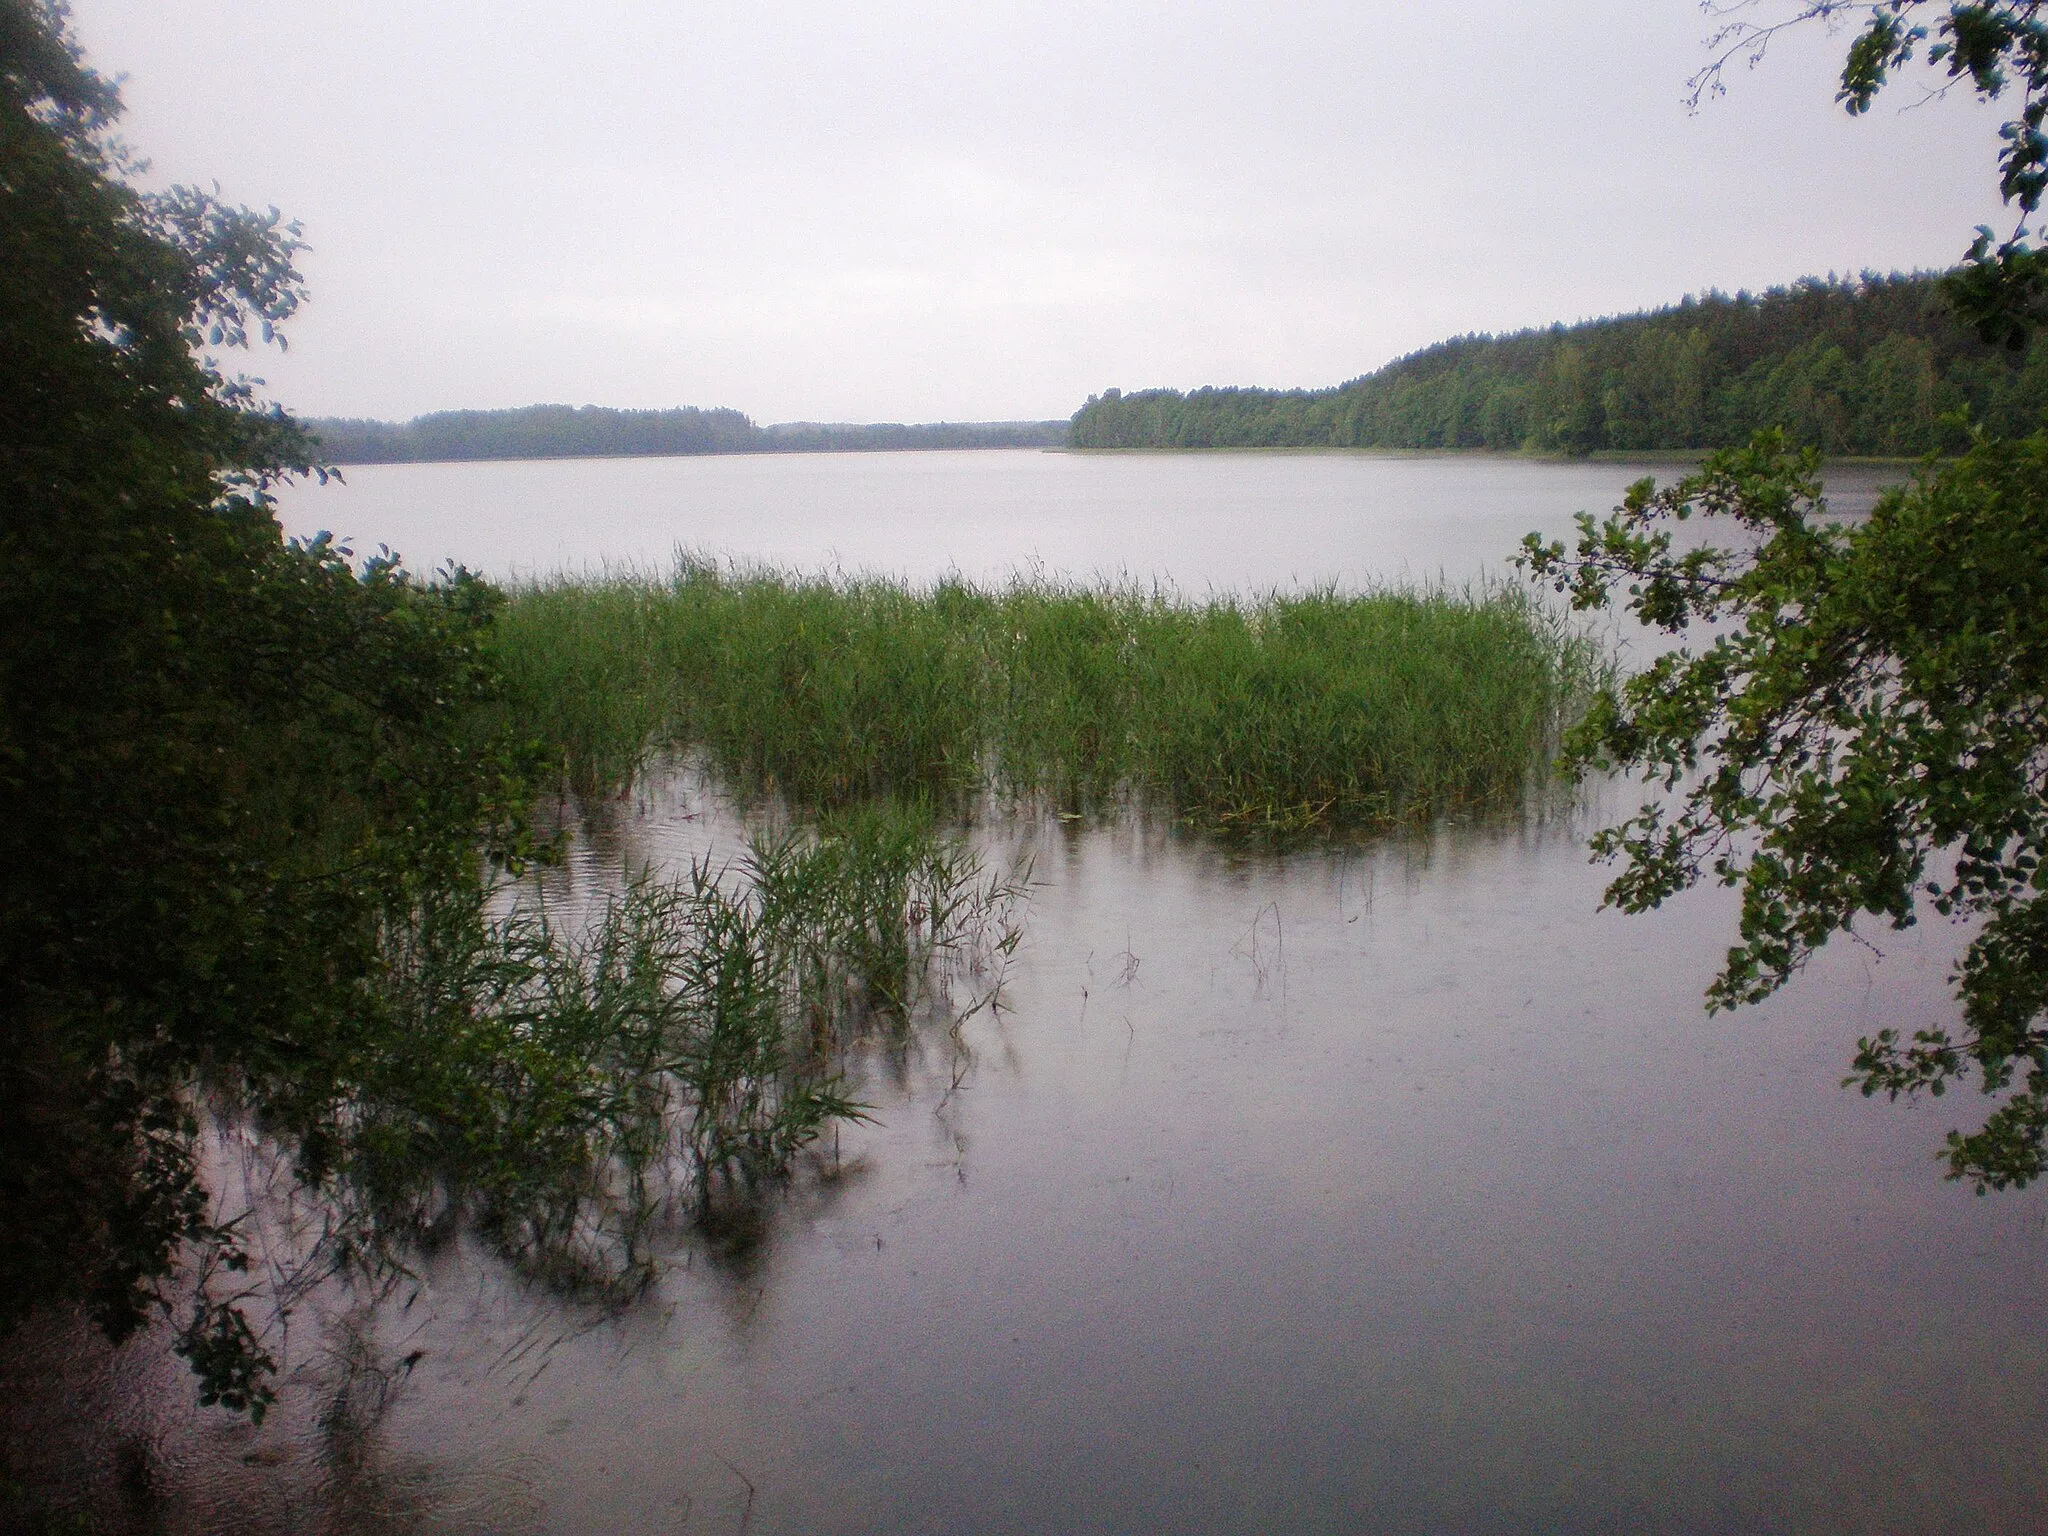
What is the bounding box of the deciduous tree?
[1,0,536,1415]
[1522,1,2048,1189]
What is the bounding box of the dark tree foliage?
[0,0,535,1415]
[1521,2,2048,1189]
[308,405,1066,464]
[1525,435,2048,1188]
[1069,273,2048,455]
[312,403,761,462]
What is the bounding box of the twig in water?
[715,1452,758,1533]
[1114,928,1140,988]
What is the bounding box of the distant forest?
[308,405,1066,464]
[1069,273,2048,456]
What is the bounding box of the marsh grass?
[494,559,1609,830]
[293,800,1023,1302]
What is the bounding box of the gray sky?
[73,1,2012,424]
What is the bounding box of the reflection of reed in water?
[388,802,1021,1285]
[1,799,1023,1534]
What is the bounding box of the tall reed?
[328,801,1023,1297]
[494,559,1609,830]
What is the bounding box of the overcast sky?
[72,1,2012,425]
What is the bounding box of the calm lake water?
[270,447,1900,592]
[15,450,2045,1535]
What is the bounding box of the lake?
[268,447,1899,592]
[13,450,2043,1535]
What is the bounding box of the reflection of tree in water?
[2,775,1024,1530]
[0,1305,543,1535]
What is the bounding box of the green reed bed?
[493,560,1609,830]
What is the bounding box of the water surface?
[15,451,2036,1535]
[273,448,1900,591]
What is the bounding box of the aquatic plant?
[494,560,1609,830]
[312,801,1024,1298]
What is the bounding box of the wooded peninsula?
[1071,272,2048,456]
[308,406,1066,463]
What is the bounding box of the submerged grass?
[334,799,1023,1298]
[493,559,1610,830]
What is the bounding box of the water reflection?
[17,763,2040,1533]
[0,1306,547,1534]
[461,780,2043,1535]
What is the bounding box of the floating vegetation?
[492,560,1611,831]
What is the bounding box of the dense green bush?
[1,0,512,1404]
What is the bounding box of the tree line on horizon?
[308,404,1066,463]
[1069,273,2048,456]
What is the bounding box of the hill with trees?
[1070,273,2048,455]
[308,404,1065,463]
